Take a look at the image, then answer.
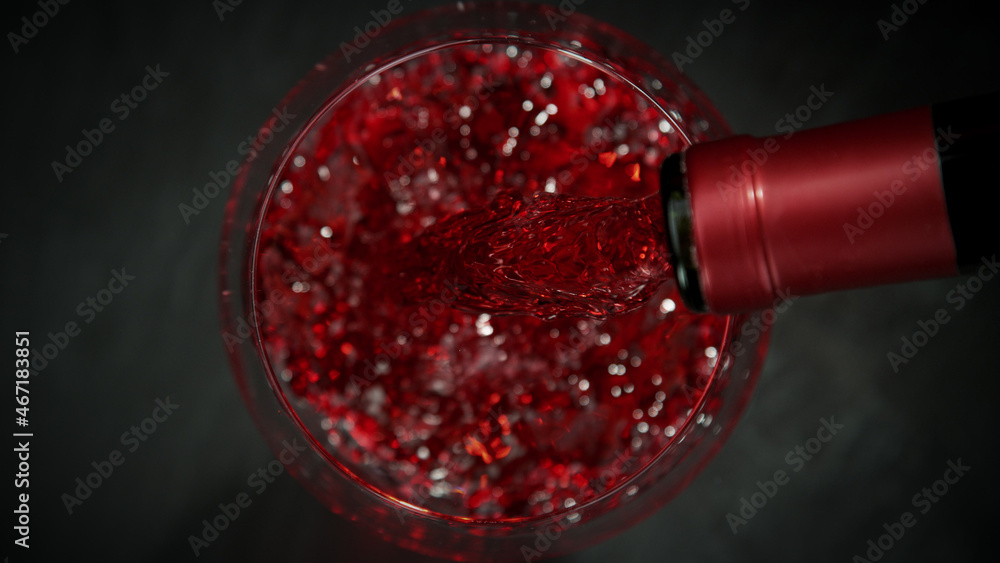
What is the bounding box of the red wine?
[252,43,729,521]
[401,190,670,319]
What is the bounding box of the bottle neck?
[660,153,707,312]
[934,92,1000,271]
[663,93,999,314]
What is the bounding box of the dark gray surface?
[4,0,999,561]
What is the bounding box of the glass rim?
[232,1,744,528]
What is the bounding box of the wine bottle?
[662,92,998,313]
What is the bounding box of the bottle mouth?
[660,152,708,313]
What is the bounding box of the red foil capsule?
[667,105,960,313]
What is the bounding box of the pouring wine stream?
[400,189,670,320]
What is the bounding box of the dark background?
[4,0,999,561]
